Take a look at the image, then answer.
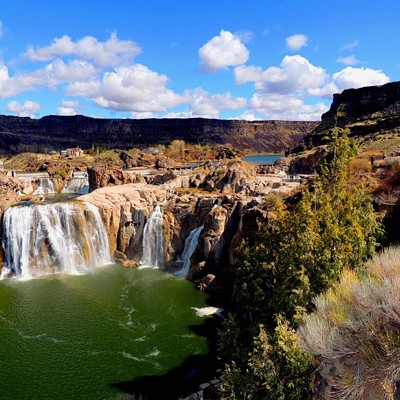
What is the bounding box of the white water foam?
[191,306,223,317]
[140,205,164,268]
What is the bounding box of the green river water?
[0,265,211,399]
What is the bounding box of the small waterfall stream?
[176,225,204,277]
[140,205,164,268]
[2,201,111,278]
[32,177,56,195]
[61,173,89,195]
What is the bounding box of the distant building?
[66,147,84,157]
[0,160,3,172]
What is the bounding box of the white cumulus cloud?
[332,66,390,91]
[45,59,98,82]
[0,65,48,97]
[235,55,328,94]
[249,93,328,121]
[184,87,246,118]
[198,30,249,72]
[67,64,183,112]
[285,34,308,51]
[7,100,41,117]
[165,88,246,118]
[23,32,141,68]
[57,100,81,116]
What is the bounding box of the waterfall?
[62,173,89,194]
[176,225,204,277]
[2,201,111,278]
[140,205,164,268]
[33,177,56,195]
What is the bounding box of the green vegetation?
[218,132,380,399]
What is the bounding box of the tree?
[218,131,380,399]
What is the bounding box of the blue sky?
[0,0,399,121]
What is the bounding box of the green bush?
[218,131,380,399]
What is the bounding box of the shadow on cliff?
[110,316,221,400]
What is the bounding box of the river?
[242,154,284,164]
[0,266,210,399]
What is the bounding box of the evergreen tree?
[218,131,380,399]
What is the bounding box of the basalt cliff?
[0,115,317,154]
[304,81,400,148]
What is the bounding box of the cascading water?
[140,205,164,268]
[33,177,56,195]
[2,201,111,278]
[176,225,204,277]
[61,172,89,194]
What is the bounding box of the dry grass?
[298,247,400,400]
[357,133,400,154]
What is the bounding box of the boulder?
[87,165,145,191]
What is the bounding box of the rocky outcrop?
[306,81,400,147]
[199,160,257,194]
[0,115,317,155]
[285,146,328,174]
[87,165,145,191]
[79,184,166,259]
[0,159,300,284]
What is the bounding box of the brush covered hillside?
[0,115,317,155]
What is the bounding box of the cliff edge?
[0,115,317,154]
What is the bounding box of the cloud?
[0,65,48,97]
[337,55,359,66]
[340,40,358,52]
[67,64,183,112]
[184,87,246,118]
[198,30,249,72]
[332,66,390,90]
[248,93,328,121]
[23,32,141,68]
[235,30,254,43]
[131,111,157,119]
[57,99,81,116]
[308,67,390,98]
[7,100,41,117]
[235,55,328,93]
[164,88,246,118]
[234,65,263,85]
[233,111,260,121]
[285,34,308,51]
[45,59,98,82]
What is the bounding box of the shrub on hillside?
[298,247,400,400]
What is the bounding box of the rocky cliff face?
[0,115,317,154]
[307,81,400,146]
[77,161,295,288]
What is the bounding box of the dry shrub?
[348,157,372,175]
[298,247,400,400]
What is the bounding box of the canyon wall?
[0,115,317,154]
[306,81,400,147]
